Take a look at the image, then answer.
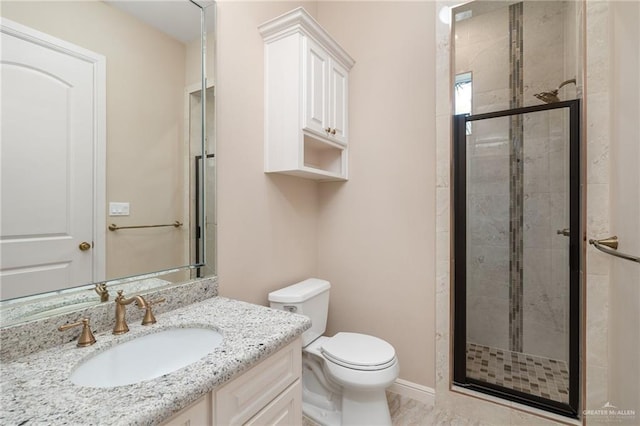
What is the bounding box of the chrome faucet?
[113,290,148,335]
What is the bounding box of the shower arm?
[589,236,640,264]
[534,78,577,104]
[557,78,577,90]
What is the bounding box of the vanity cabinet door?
[159,338,302,426]
[161,393,212,426]
[214,339,301,425]
[245,380,302,426]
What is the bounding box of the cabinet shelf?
[302,135,345,178]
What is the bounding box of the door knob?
[556,228,570,237]
[79,241,92,251]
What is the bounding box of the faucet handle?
[58,318,97,347]
[142,298,166,325]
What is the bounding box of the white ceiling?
[104,0,215,43]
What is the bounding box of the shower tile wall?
[508,1,524,354]
[456,1,575,361]
[522,1,572,362]
[456,6,511,350]
[521,111,570,362]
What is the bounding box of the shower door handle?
[556,228,570,237]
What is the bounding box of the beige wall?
[216,1,436,388]
[316,1,436,387]
[2,1,190,280]
[216,1,321,305]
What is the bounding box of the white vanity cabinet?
[161,338,302,426]
[259,7,355,181]
[162,394,213,426]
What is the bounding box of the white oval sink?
[71,328,223,388]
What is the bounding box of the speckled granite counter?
[1,278,218,361]
[0,296,310,425]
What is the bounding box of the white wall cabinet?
[161,338,302,426]
[303,37,349,147]
[259,7,355,181]
[326,59,349,146]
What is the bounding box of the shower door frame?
[452,99,581,418]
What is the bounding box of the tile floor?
[466,343,570,404]
[303,391,480,426]
[301,345,572,426]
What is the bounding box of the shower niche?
[450,0,583,419]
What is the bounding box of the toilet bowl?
[269,278,399,426]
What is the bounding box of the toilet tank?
[268,278,330,347]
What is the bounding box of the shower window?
[454,72,472,135]
[452,100,581,418]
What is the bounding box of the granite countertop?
[0,296,311,425]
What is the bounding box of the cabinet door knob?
[325,127,331,133]
[331,128,336,135]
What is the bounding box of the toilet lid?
[321,332,396,371]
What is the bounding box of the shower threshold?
[466,343,569,404]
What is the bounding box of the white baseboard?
[388,379,435,406]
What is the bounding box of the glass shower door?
[453,100,580,418]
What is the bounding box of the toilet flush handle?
[283,305,297,313]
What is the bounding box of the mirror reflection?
[0,0,216,323]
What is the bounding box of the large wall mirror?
[0,0,216,325]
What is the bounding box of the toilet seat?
[321,332,396,371]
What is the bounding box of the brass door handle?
[79,241,92,251]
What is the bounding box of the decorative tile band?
[508,1,524,353]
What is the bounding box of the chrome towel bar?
[108,221,183,231]
[589,236,640,264]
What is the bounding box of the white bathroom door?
[0,19,105,300]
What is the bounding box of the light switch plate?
[109,202,130,216]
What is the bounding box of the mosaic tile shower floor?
[466,342,569,404]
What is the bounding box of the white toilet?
[269,278,399,426]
